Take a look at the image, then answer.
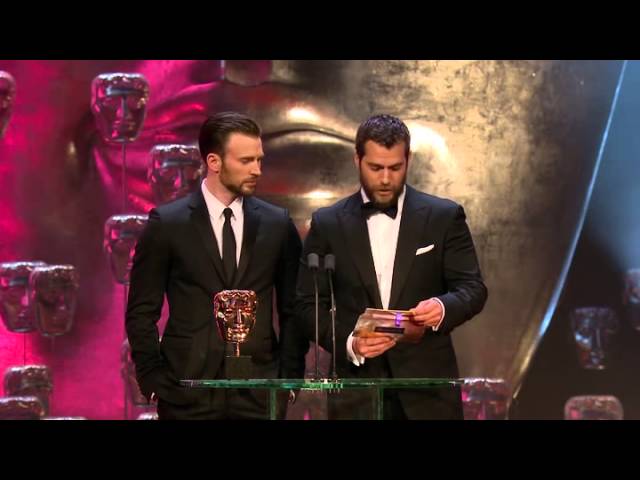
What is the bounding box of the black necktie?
[222,208,237,285]
[361,201,398,220]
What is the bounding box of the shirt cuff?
[347,332,365,366]
[431,297,446,331]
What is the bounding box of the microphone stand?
[324,254,338,380]
[307,253,320,380]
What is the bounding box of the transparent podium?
[181,378,463,420]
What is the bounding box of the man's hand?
[410,298,444,328]
[353,333,396,358]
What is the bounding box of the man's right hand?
[352,334,396,358]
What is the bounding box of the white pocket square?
[415,244,434,256]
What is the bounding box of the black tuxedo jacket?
[126,189,308,407]
[296,185,487,419]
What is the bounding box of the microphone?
[307,253,320,380]
[324,254,338,380]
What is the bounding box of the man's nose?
[116,97,132,120]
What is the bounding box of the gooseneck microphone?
[307,253,320,380]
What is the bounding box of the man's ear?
[207,153,222,174]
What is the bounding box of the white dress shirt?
[346,186,445,366]
[201,179,243,265]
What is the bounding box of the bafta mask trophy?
[103,214,149,285]
[91,73,149,145]
[461,378,510,420]
[570,306,619,370]
[0,261,46,333]
[564,395,624,420]
[148,144,203,205]
[3,365,53,416]
[104,215,147,419]
[91,72,149,211]
[29,265,80,338]
[0,396,45,420]
[214,290,257,379]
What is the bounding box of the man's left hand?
[410,298,443,328]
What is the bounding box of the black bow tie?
[361,201,398,219]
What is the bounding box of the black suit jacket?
[296,185,488,419]
[126,189,307,407]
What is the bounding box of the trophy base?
[224,355,253,379]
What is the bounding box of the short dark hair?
[355,114,411,160]
[198,112,261,163]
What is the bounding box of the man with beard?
[296,114,488,419]
[126,112,308,419]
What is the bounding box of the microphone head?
[324,254,335,272]
[307,253,320,270]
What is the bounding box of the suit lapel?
[233,196,260,288]
[189,190,226,286]
[338,192,383,309]
[389,185,432,309]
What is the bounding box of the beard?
[360,173,406,209]
[226,180,257,197]
[220,169,258,197]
